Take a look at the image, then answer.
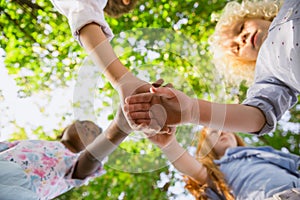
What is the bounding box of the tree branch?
[2,10,37,44]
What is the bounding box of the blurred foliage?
[1,0,81,96]
[1,0,299,199]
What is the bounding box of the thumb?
[152,79,164,88]
[150,86,176,99]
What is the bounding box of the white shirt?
[243,0,300,135]
[50,0,114,41]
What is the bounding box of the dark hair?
[57,120,102,140]
[104,0,138,18]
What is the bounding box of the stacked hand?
[118,78,176,135]
[114,95,177,149]
[115,72,153,104]
[118,78,178,152]
[145,126,177,149]
[124,82,197,133]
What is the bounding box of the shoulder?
[270,0,300,30]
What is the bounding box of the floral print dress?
[0,140,104,199]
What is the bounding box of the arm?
[242,77,299,135]
[125,86,266,134]
[71,150,102,180]
[72,107,131,179]
[79,23,135,88]
[147,132,208,185]
[50,0,151,101]
[194,99,266,133]
[162,139,208,185]
[73,97,172,179]
[78,23,155,103]
[72,121,128,179]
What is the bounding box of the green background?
[1,0,299,199]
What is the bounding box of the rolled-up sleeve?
[51,0,114,41]
[243,77,299,135]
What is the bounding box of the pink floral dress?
[0,140,104,199]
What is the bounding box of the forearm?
[85,121,129,161]
[72,150,101,179]
[79,23,130,87]
[105,121,129,145]
[73,121,129,179]
[191,99,266,133]
[161,139,207,185]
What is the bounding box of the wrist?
[114,123,132,136]
[82,150,100,163]
[188,98,200,124]
[107,121,131,142]
[86,132,117,161]
[113,73,148,100]
[161,138,186,163]
[112,71,135,90]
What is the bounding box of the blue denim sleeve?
[242,77,299,135]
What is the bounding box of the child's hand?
[115,72,153,103]
[145,127,177,149]
[114,106,132,135]
[124,86,197,132]
[116,76,171,134]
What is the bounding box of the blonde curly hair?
[209,0,282,86]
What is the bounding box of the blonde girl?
[209,0,283,85]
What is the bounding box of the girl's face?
[222,18,271,61]
[206,129,238,157]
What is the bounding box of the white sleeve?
[50,0,114,41]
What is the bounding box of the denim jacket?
[209,146,300,200]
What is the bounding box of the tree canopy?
[1,0,299,199]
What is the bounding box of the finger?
[123,103,151,113]
[132,119,164,136]
[143,131,158,138]
[149,104,167,131]
[152,79,164,88]
[163,83,174,88]
[122,108,144,129]
[156,125,175,134]
[150,86,176,99]
[167,126,176,134]
[136,116,164,134]
[156,126,170,134]
[135,122,161,135]
[154,125,176,135]
[125,93,154,104]
[135,119,151,125]
[129,111,150,120]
